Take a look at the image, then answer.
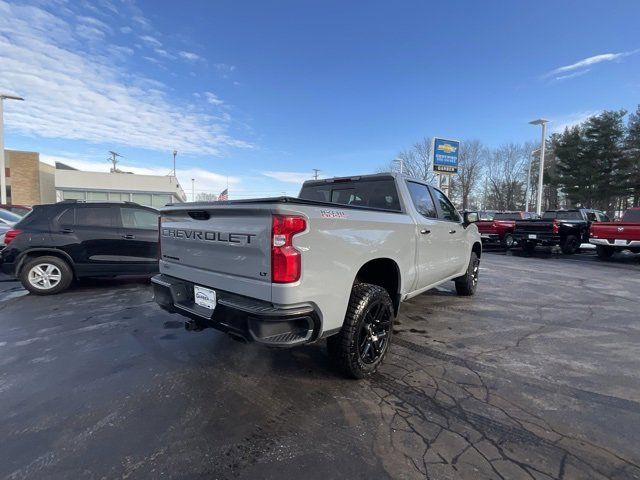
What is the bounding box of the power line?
[108,151,123,172]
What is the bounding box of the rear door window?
[120,208,158,230]
[406,181,437,218]
[76,206,113,227]
[430,188,461,222]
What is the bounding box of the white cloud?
[214,63,237,78]
[550,111,600,133]
[139,34,162,48]
[0,0,251,156]
[262,171,314,184]
[204,92,224,106]
[120,26,132,34]
[554,68,591,82]
[179,51,201,62]
[544,50,638,78]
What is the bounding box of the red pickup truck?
[476,211,539,248]
[589,208,640,258]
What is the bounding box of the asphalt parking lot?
[1,250,639,480]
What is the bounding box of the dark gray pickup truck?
[152,173,482,378]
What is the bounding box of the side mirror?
[463,211,479,226]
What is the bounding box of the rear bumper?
[513,233,560,245]
[152,274,321,347]
[590,238,640,248]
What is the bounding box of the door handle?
[122,234,135,239]
[449,229,457,234]
[60,228,74,233]
[420,229,431,235]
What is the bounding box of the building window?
[87,191,108,201]
[62,190,86,200]
[132,193,152,206]
[151,194,171,208]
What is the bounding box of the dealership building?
[3,149,186,207]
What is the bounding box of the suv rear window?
[299,177,401,212]
[76,206,113,227]
[542,211,582,220]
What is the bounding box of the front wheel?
[561,235,580,254]
[19,256,73,295]
[502,233,515,249]
[327,283,394,379]
[454,252,479,296]
[596,245,615,259]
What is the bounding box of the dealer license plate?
[528,234,537,239]
[614,239,627,246]
[194,286,217,310]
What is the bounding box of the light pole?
[172,150,177,177]
[393,158,404,174]
[525,148,540,212]
[529,119,549,215]
[0,94,25,204]
[191,178,195,202]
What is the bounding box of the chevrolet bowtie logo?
[437,143,457,154]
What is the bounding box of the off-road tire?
[19,256,73,295]
[522,241,536,254]
[596,245,615,259]
[561,235,580,255]
[454,252,479,296]
[327,283,394,379]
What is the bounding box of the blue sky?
[1,0,639,198]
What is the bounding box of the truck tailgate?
[159,206,272,301]
[514,221,554,234]
[591,222,640,241]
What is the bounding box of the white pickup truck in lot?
[153,173,482,378]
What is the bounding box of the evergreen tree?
[625,105,640,206]
[555,126,589,206]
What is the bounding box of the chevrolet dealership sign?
[432,138,459,174]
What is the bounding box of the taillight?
[4,229,22,245]
[552,220,559,234]
[271,215,306,283]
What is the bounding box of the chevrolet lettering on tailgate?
[161,228,256,245]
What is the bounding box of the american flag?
[218,188,228,201]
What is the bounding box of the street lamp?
[191,178,195,202]
[393,157,404,174]
[0,94,25,204]
[172,150,178,177]
[529,118,549,215]
[525,148,540,212]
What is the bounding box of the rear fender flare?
[15,249,77,279]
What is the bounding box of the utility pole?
[529,119,549,215]
[191,178,195,202]
[0,93,25,204]
[108,151,122,172]
[312,168,320,180]
[172,150,177,177]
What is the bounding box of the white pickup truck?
[152,173,482,378]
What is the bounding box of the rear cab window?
[299,176,402,212]
[623,210,640,222]
[542,211,583,221]
[494,213,521,220]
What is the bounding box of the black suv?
[1,201,159,295]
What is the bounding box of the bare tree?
[484,143,530,210]
[449,139,486,210]
[387,137,438,185]
[196,192,218,202]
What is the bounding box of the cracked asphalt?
[1,249,639,479]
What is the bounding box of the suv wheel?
[327,283,394,379]
[20,256,73,295]
[561,235,580,254]
[454,252,479,296]
[596,245,615,259]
